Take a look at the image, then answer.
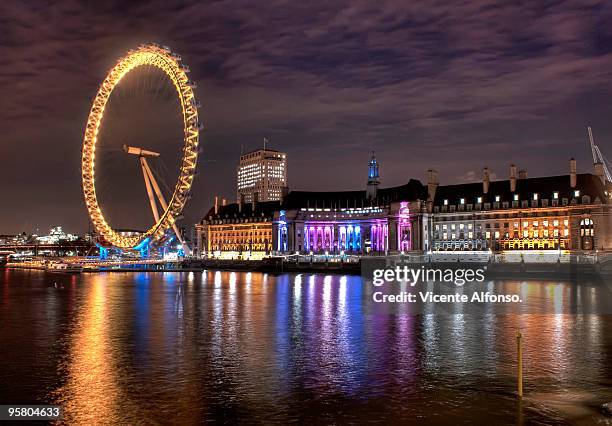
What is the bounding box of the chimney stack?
[570,158,577,188]
[510,164,517,192]
[518,170,527,180]
[214,196,219,215]
[427,169,439,201]
[483,167,490,194]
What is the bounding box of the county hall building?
[196,151,612,257]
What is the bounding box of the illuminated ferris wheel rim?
[81,44,200,249]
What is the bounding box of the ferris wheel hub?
[123,145,161,158]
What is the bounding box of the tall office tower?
[237,148,287,203]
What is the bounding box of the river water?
[1,269,612,424]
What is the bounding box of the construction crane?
[587,127,612,182]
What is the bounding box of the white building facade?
[237,148,287,203]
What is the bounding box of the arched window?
[580,218,594,237]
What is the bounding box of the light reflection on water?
[1,270,612,424]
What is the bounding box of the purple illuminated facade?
[272,155,429,254]
[273,201,425,254]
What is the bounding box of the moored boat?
[45,262,83,274]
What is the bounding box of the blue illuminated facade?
[273,154,429,254]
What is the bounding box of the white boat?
[46,262,83,274]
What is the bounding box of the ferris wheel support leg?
[140,157,160,222]
[141,158,192,256]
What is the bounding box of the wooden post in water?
[517,330,523,399]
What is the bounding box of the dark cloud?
[1,0,612,233]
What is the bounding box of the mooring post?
[517,329,523,399]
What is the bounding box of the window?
[564,229,569,237]
[553,191,559,199]
[459,224,464,230]
[522,221,528,228]
[451,233,456,239]
[477,197,482,203]
[544,230,549,237]
[435,225,439,231]
[543,220,548,227]
[485,231,491,239]
[451,224,456,230]
[443,232,448,240]
[468,223,473,229]
[444,199,448,206]
[468,231,473,238]
[564,219,569,226]
[574,190,580,197]
[523,230,528,238]
[494,231,500,239]
[533,221,538,227]
[514,194,519,201]
[553,219,559,227]
[460,198,465,205]
[514,222,519,228]
[443,224,448,230]
[495,195,501,202]
[533,193,538,200]
[534,230,539,238]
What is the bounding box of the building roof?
[280,179,428,210]
[433,173,607,206]
[202,200,281,222]
[241,148,285,157]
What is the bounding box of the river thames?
[1,269,612,424]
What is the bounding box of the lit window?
[544,230,549,237]
[514,194,519,201]
[451,233,456,239]
[543,220,548,227]
[468,224,473,230]
[534,230,539,238]
[533,193,538,200]
[514,222,519,228]
[554,229,559,236]
[553,192,559,199]
[459,224,464,230]
[495,195,500,202]
[494,231,500,239]
[564,219,569,226]
[468,231,473,238]
[523,221,528,228]
[451,224,456,230]
[523,230,528,238]
[443,224,447,230]
[444,199,448,206]
[460,198,465,205]
[574,190,580,197]
[564,229,569,236]
[485,231,491,239]
[553,219,559,227]
[443,232,448,240]
[435,225,439,231]
[533,221,538,227]
[477,197,482,203]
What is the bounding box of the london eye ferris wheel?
[81,44,201,255]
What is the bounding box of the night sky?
[2,1,612,235]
